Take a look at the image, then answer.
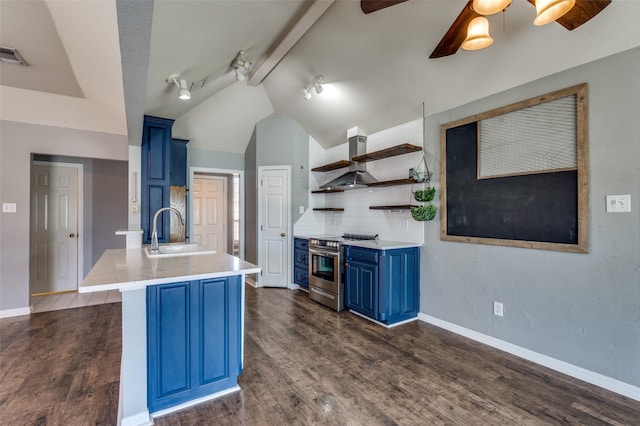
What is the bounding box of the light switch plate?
[299,206,305,214]
[606,194,631,213]
[2,203,17,213]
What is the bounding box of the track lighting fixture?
[303,75,325,101]
[166,74,191,100]
[231,50,253,82]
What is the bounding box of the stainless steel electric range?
[308,233,377,311]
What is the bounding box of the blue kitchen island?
[80,248,260,426]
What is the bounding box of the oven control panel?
[309,238,341,250]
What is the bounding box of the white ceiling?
[0,0,126,135]
[2,0,639,152]
[145,0,640,150]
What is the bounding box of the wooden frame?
[440,84,589,253]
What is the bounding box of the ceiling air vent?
[0,46,28,66]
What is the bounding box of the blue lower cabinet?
[345,246,419,325]
[147,276,241,413]
[293,238,309,289]
[346,260,378,319]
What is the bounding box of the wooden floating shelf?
[311,189,345,194]
[311,160,350,172]
[369,205,417,211]
[313,208,344,212]
[352,143,422,163]
[367,178,421,188]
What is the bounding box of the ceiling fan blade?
[525,0,611,30]
[429,0,480,59]
[361,0,409,15]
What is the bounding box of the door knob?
[69,233,75,238]
[280,232,286,237]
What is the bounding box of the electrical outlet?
[130,200,139,214]
[606,194,631,212]
[493,301,504,317]
[299,206,305,214]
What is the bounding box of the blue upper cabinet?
[345,245,420,325]
[142,116,174,244]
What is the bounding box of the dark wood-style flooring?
[1,286,639,425]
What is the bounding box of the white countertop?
[342,240,422,250]
[80,248,261,293]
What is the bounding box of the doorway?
[30,162,83,295]
[190,168,242,256]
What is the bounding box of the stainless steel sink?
[144,244,216,258]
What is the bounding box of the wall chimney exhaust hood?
[319,127,378,190]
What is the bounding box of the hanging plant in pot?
[411,184,437,222]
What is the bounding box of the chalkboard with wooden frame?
[440,84,589,253]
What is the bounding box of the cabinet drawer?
[346,246,378,264]
[294,238,309,250]
[294,248,308,267]
[294,266,309,287]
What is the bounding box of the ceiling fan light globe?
[534,0,576,26]
[461,16,494,51]
[472,0,511,16]
[303,88,312,100]
[314,83,324,95]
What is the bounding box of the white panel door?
[30,164,79,294]
[259,167,289,288]
[192,176,227,252]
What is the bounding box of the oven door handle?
[309,248,340,258]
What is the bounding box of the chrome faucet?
[150,207,184,251]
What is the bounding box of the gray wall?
[188,148,244,171]
[243,114,309,266]
[92,159,128,264]
[244,128,258,264]
[421,48,640,387]
[0,120,128,311]
[255,114,309,224]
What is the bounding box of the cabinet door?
[141,116,174,244]
[147,276,241,413]
[147,281,192,411]
[345,261,378,319]
[378,247,420,324]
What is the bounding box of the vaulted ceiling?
[2,0,640,153]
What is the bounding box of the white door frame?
[189,167,244,259]
[31,160,84,291]
[257,165,291,288]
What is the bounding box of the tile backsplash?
[294,118,434,244]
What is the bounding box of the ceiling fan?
[360,0,611,58]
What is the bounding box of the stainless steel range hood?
[319,130,377,190]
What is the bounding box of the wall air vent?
[0,46,28,66]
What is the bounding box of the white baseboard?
[119,410,152,426]
[151,386,241,419]
[418,313,640,402]
[0,306,31,318]
[288,283,300,290]
[245,277,257,288]
[350,310,418,329]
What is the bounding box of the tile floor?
[31,290,121,313]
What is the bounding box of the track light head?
[167,74,192,101]
[231,50,253,82]
[303,75,325,100]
